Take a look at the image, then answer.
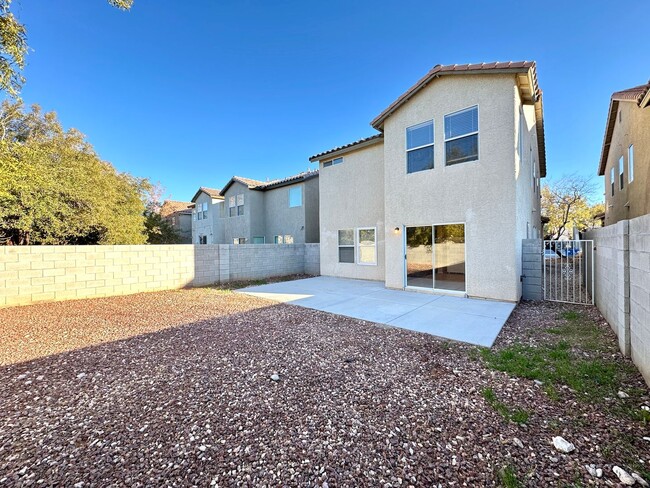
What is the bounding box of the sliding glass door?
[406,226,433,288]
[405,224,465,292]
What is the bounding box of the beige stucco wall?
[382,74,521,301]
[318,142,385,281]
[603,102,650,225]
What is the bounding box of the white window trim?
[619,156,624,190]
[443,105,479,166]
[406,119,435,174]
[323,157,343,168]
[628,144,634,183]
[356,227,377,266]
[338,229,355,264]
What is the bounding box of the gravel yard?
[1,286,649,487]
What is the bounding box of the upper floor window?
[628,145,634,183]
[289,186,302,207]
[610,167,615,196]
[237,194,244,216]
[228,196,236,217]
[444,106,479,165]
[619,156,624,190]
[323,157,343,168]
[406,120,434,173]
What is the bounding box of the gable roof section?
[190,187,224,203]
[598,81,650,175]
[220,171,319,195]
[309,134,384,162]
[160,200,192,217]
[368,61,546,177]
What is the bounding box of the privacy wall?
[585,214,650,386]
[0,244,320,308]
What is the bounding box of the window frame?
[284,235,294,244]
[233,237,246,245]
[274,235,283,244]
[406,119,435,174]
[323,157,343,168]
[628,144,634,183]
[443,105,479,166]
[610,167,615,196]
[356,227,377,266]
[619,156,625,190]
[252,236,265,244]
[289,186,302,208]
[338,229,355,264]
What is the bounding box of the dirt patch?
[0,291,648,486]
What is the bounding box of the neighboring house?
[598,81,650,225]
[310,61,546,302]
[160,200,193,243]
[219,171,319,244]
[190,187,225,244]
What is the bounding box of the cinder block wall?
[586,214,650,386]
[521,239,543,300]
[227,244,307,281]
[304,243,321,276]
[0,244,320,308]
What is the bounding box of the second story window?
[619,156,624,190]
[445,105,479,165]
[406,120,434,174]
[237,194,244,216]
[610,167,615,196]
[229,196,236,217]
[323,157,343,168]
[289,186,302,207]
[628,145,634,183]
[202,202,208,219]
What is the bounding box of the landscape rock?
[270,373,280,382]
[512,437,524,449]
[613,466,636,486]
[632,473,649,487]
[618,391,630,399]
[552,436,575,453]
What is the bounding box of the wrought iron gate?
[543,240,594,305]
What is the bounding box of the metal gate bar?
[543,239,594,305]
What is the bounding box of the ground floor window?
[198,235,207,245]
[233,237,246,245]
[405,224,465,292]
[284,235,294,244]
[274,235,283,244]
[357,228,376,265]
[338,229,354,263]
[252,236,265,244]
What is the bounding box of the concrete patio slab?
[238,276,515,347]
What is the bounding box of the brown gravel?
[0,287,648,487]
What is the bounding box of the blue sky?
[13,0,649,203]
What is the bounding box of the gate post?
[522,239,543,300]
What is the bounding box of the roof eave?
[309,136,384,163]
[598,99,620,176]
[370,66,534,130]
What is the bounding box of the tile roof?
[190,187,224,203]
[598,81,650,175]
[370,61,538,129]
[160,200,192,217]
[309,134,384,162]
[220,170,319,195]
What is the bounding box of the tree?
[0,0,133,97]
[143,184,182,244]
[0,100,149,245]
[541,174,604,240]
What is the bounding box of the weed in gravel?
[482,388,530,424]
[497,465,522,488]
[547,310,608,351]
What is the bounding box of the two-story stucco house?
[598,81,650,225]
[310,62,546,302]
[219,171,320,244]
[190,187,225,244]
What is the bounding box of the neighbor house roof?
[309,134,384,162]
[220,171,319,195]
[160,200,192,217]
[598,81,650,176]
[190,187,224,203]
[309,61,546,176]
